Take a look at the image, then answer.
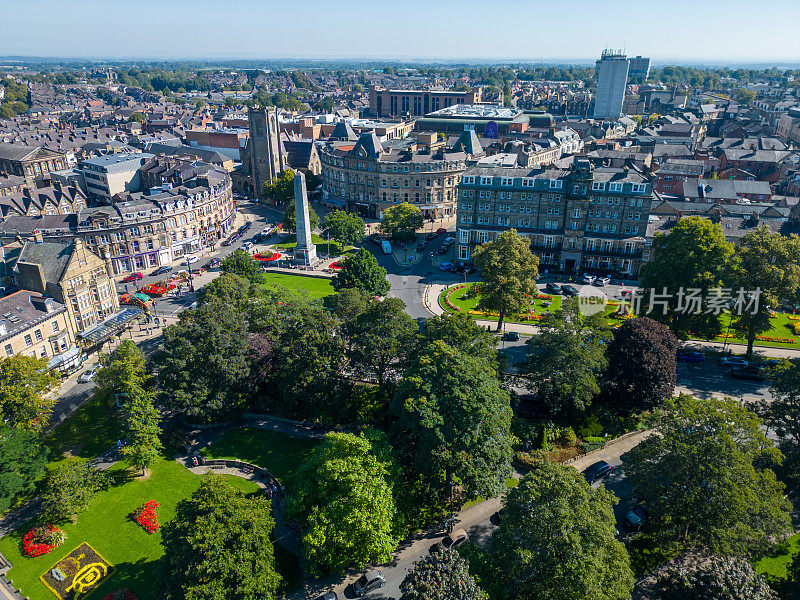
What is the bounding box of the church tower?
[247,105,286,195]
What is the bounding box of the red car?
[121,272,144,283]
[436,227,447,235]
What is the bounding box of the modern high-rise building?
[628,56,651,82]
[593,50,629,120]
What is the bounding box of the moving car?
[502,331,520,341]
[596,276,611,286]
[581,274,596,284]
[431,529,469,553]
[439,262,455,271]
[352,570,386,597]
[545,282,563,295]
[561,284,579,297]
[78,365,100,383]
[456,265,476,275]
[720,356,749,368]
[381,240,392,255]
[206,258,221,268]
[151,265,172,276]
[185,255,199,264]
[624,505,649,531]
[583,460,612,483]
[676,350,705,363]
[312,593,338,600]
[730,365,765,381]
[436,227,447,235]
[121,272,144,283]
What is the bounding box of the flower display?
[22,525,65,557]
[104,590,137,600]
[131,501,160,533]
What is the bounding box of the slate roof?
[0,143,39,161]
[451,129,484,156]
[328,122,358,141]
[0,290,67,344]
[16,240,74,284]
[350,132,384,159]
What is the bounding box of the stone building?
[369,85,484,118]
[456,158,653,278]
[320,131,472,219]
[0,182,87,220]
[80,152,154,204]
[0,143,70,182]
[246,105,286,195]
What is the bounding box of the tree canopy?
[331,248,390,296]
[379,202,423,241]
[0,354,60,432]
[321,209,365,246]
[262,168,295,203]
[41,460,110,523]
[652,555,775,600]
[472,229,539,330]
[0,425,48,513]
[400,550,486,600]
[219,250,266,285]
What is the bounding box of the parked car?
[443,236,456,245]
[439,262,455,271]
[436,227,447,235]
[583,460,612,483]
[352,570,386,597]
[78,365,100,383]
[731,365,765,381]
[720,356,749,368]
[185,255,199,264]
[561,284,579,297]
[596,276,611,286]
[677,350,705,363]
[221,237,232,247]
[545,282,563,295]
[312,593,338,600]
[624,505,649,531]
[151,265,172,276]
[121,272,144,283]
[436,246,448,255]
[426,232,439,240]
[241,241,254,251]
[431,529,469,553]
[206,258,221,268]
[581,274,596,284]
[502,331,520,341]
[241,220,252,231]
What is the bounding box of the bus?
[381,240,392,255]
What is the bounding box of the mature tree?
[493,463,634,600]
[41,460,110,523]
[248,332,276,401]
[523,301,610,419]
[0,425,49,513]
[198,272,254,308]
[154,303,251,424]
[764,358,800,483]
[418,312,498,368]
[652,554,775,600]
[392,341,513,499]
[472,229,539,330]
[95,339,148,397]
[120,386,162,476]
[604,317,679,414]
[290,432,398,576]
[727,227,800,355]
[247,286,316,337]
[0,354,60,431]
[321,210,365,246]
[328,287,371,322]
[400,550,486,600]
[161,476,281,600]
[626,394,791,557]
[379,202,423,241]
[282,200,320,232]
[735,89,757,105]
[331,249,390,296]
[219,250,266,285]
[346,297,418,389]
[639,217,734,339]
[263,167,295,203]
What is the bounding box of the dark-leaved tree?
[400,550,486,600]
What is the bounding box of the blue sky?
[1,0,798,63]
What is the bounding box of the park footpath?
[425,281,800,359]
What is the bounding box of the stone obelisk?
[292,171,319,267]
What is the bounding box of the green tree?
[604,317,679,414]
[161,476,281,600]
[652,555,775,600]
[626,394,791,557]
[120,386,162,476]
[154,303,251,424]
[0,354,60,432]
[727,227,800,355]
[379,202,423,241]
[41,460,110,523]
[764,358,800,484]
[400,550,486,600]
[639,217,734,339]
[735,89,757,105]
[418,312,499,371]
[219,250,266,285]
[290,432,398,576]
[197,272,255,309]
[346,297,417,389]
[329,287,371,322]
[0,425,49,513]
[331,249,390,296]
[472,229,539,331]
[263,168,296,204]
[392,341,513,499]
[282,202,320,232]
[493,463,634,600]
[95,339,148,400]
[523,301,610,419]
[321,209,365,246]
[128,112,145,122]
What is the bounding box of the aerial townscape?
[1,1,800,599]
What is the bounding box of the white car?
[185,255,199,264]
[241,241,254,251]
[581,274,596,284]
[596,277,611,286]
[78,365,99,383]
[720,356,749,368]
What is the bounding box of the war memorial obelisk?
[292,171,319,267]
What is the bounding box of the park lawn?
[710,312,800,349]
[201,428,319,493]
[261,272,335,299]
[439,282,562,324]
[45,393,119,460]
[0,458,272,600]
[756,532,800,581]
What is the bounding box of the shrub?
[577,415,604,439]
[581,437,606,453]
[558,427,577,447]
[514,450,547,471]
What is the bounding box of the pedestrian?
[125,284,129,293]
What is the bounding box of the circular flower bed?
[131,500,160,533]
[22,525,66,557]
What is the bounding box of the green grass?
[45,394,120,460]
[709,312,800,349]
[756,532,800,580]
[0,459,270,600]
[439,283,562,324]
[201,428,319,493]
[261,272,335,299]
[274,234,355,257]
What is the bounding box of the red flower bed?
[22,525,62,557]
[104,590,137,600]
[131,501,160,533]
[255,251,282,262]
[141,283,175,296]
[329,261,342,269]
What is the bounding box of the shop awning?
[77,307,143,347]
